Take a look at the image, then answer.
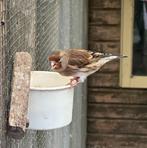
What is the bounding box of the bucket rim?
[30,71,73,91]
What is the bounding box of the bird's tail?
[79,54,127,76]
[96,55,127,70]
[92,51,127,58]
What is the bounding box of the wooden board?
[89,10,120,25]
[89,26,120,41]
[88,88,147,104]
[8,52,32,139]
[89,0,120,9]
[88,104,147,119]
[0,0,6,147]
[88,119,147,135]
[87,134,147,148]
[88,73,119,87]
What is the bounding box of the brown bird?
[48,48,126,86]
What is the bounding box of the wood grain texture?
[0,0,6,147]
[88,88,147,104]
[8,52,32,139]
[88,104,147,119]
[88,119,147,135]
[89,10,120,25]
[99,61,119,72]
[88,41,120,54]
[89,0,121,9]
[88,73,119,87]
[89,26,120,41]
[88,0,147,148]
[87,134,147,148]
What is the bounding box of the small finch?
[48,48,126,86]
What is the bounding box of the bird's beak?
[51,61,56,69]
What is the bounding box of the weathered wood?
[0,0,7,147]
[88,72,119,87]
[89,0,121,9]
[8,52,32,139]
[88,41,120,54]
[6,130,37,148]
[88,0,147,148]
[88,104,147,119]
[89,26,120,41]
[99,61,119,72]
[88,88,147,104]
[87,134,147,148]
[88,119,147,135]
[89,10,120,25]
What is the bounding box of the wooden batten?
[8,52,32,139]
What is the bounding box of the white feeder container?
[27,71,74,130]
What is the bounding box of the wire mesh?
[35,0,59,70]
[2,0,61,147]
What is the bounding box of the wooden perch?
[8,52,32,139]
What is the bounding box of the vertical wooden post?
[8,52,32,139]
[0,0,7,147]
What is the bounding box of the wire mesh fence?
[0,0,87,147]
[2,0,62,147]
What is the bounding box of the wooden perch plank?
[8,52,32,139]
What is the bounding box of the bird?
[48,48,126,87]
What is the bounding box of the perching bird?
[48,48,126,86]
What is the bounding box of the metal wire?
[3,0,60,147]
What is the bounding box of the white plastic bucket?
[27,71,74,130]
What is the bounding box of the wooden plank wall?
[88,0,147,148]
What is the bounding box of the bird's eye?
[59,58,62,62]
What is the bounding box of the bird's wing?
[67,49,92,68]
[79,56,119,74]
[67,49,114,69]
[60,53,69,70]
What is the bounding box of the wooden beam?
[88,88,147,104]
[88,104,147,119]
[87,134,147,148]
[88,119,147,135]
[8,52,32,139]
[0,0,7,146]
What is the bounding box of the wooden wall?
[88,0,147,148]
